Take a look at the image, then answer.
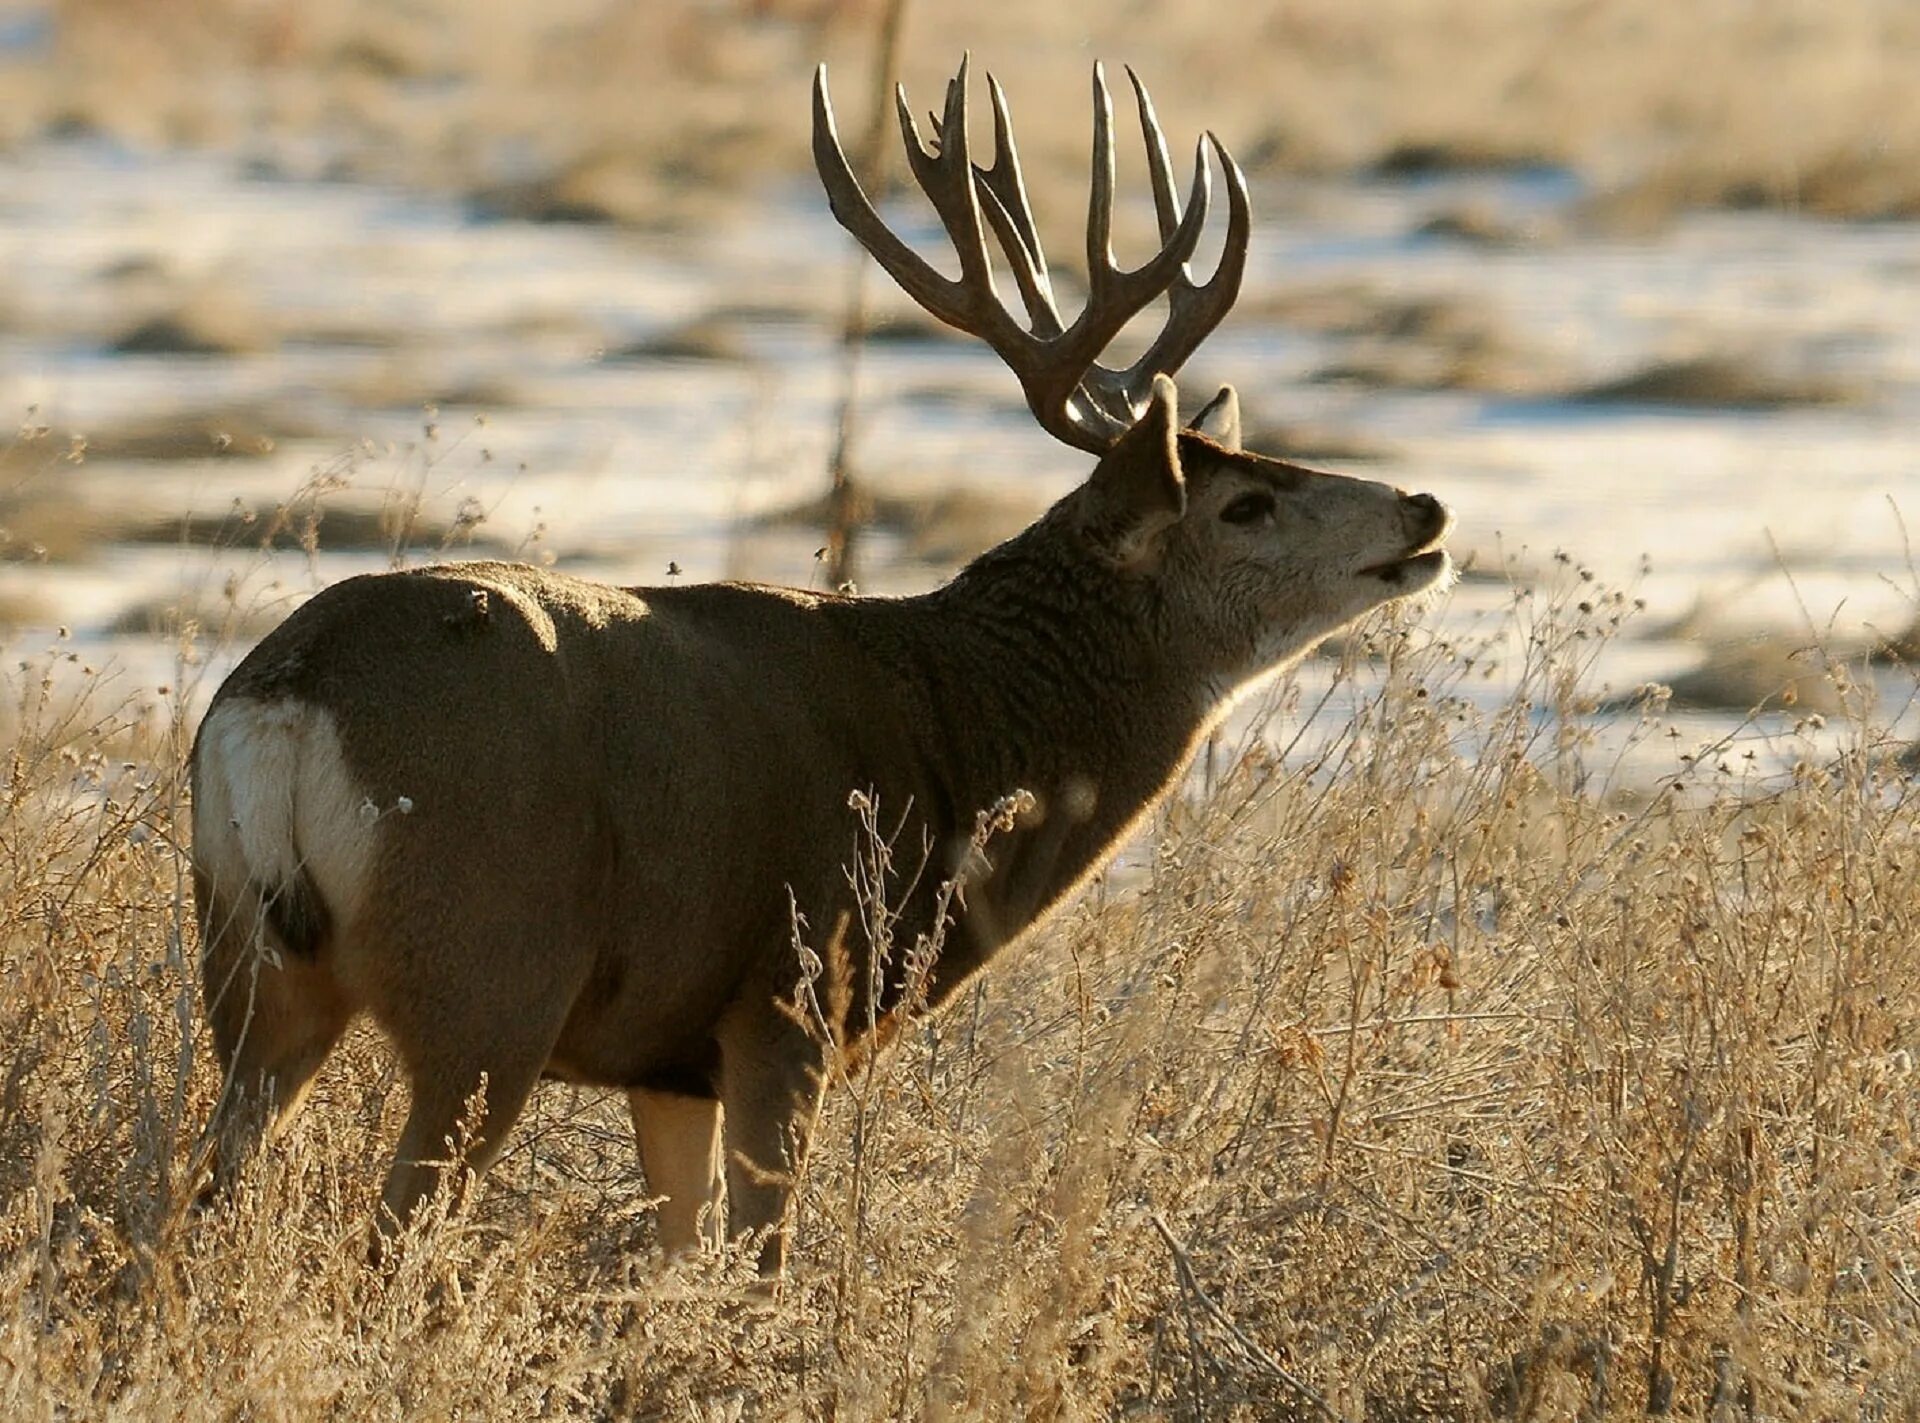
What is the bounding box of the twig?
[1149,1211,1342,1421]
[821,0,911,589]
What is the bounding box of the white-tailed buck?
[190,58,1452,1274]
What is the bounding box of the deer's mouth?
[1358,497,1454,585]
[1358,530,1452,584]
[1361,546,1452,587]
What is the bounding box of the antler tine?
[971,72,1062,339]
[1120,132,1251,394]
[812,66,961,321]
[1126,65,1181,240]
[1045,129,1212,417]
[1078,67,1212,309]
[895,87,936,172]
[889,59,994,303]
[928,57,997,296]
[1084,63,1119,303]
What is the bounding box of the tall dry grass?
[0,556,1915,1418]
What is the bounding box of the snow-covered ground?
[1,140,1914,783]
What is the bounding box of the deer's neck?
[880,535,1213,1002]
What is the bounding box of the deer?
[188,57,1453,1277]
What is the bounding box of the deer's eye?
[1220,491,1276,526]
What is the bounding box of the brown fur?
[189,382,1452,1272]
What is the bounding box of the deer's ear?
[1187,385,1241,451]
[1082,375,1187,568]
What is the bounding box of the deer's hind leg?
[195,868,352,1200]
[717,999,830,1278]
[375,1049,552,1237]
[364,926,581,1238]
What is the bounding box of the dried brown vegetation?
[14,0,1920,226]
[1,563,1916,1417]
[1570,356,1861,412]
[104,591,288,642]
[1660,639,1854,718]
[762,483,1049,567]
[121,494,501,559]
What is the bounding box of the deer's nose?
[1402,491,1451,541]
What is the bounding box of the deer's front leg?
[629,1087,725,1257]
[717,1002,828,1278]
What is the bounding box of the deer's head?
[1071,377,1453,692]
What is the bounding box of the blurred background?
[1,0,1916,770]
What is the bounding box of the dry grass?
[1,413,522,575]
[108,301,274,358]
[1659,639,1856,718]
[103,591,288,642]
[1256,287,1565,400]
[1569,356,1862,412]
[0,560,1916,1418]
[607,316,756,366]
[762,483,1051,567]
[120,495,504,559]
[12,0,1920,226]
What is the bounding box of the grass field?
[1,564,1915,1419]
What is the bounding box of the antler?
[812,56,1251,455]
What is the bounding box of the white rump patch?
[194,697,377,929]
